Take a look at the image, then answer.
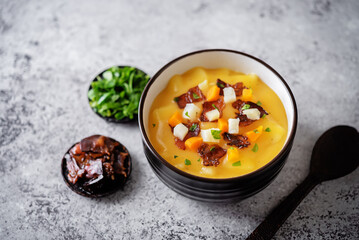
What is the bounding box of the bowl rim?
[139,49,298,183]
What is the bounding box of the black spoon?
[247,125,359,240]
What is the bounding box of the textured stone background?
[0,0,358,239]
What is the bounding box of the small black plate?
[61,135,132,198]
[88,65,149,123]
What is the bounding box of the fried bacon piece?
[66,135,129,184]
[175,86,206,109]
[200,98,225,122]
[217,79,245,96]
[223,132,251,149]
[232,100,269,126]
[173,122,201,150]
[197,143,227,166]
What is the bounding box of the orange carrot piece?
[185,137,203,151]
[242,88,253,101]
[168,111,182,127]
[206,86,220,101]
[218,118,228,132]
[245,125,263,142]
[227,147,240,163]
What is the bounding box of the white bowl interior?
[142,51,295,145]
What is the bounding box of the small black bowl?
[139,49,298,202]
[88,66,149,123]
[61,135,132,198]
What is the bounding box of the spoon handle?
[246,175,319,240]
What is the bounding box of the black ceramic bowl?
[61,135,132,198]
[139,49,298,202]
[88,66,149,123]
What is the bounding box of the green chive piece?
[256,101,262,106]
[262,114,266,119]
[211,130,221,139]
[185,112,190,118]
[193,93,200,99]
[252,143,259,153]
[197,158,201,162]
[212,104,219,111]
[229,147,235,150]
[152,124,156,127]
[189,123,197,131]
[242,104,250,110]
[174,97,179,102]
[217,82,225,88]
[265,127,271,132]
[232,161,241,166]
[254,129,259,134]
[174,155,178,159]
[184,159,191,165]
[210,146,215,151]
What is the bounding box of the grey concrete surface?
[0,0,358,239]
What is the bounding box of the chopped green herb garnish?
[241,104,250,110]
[211,129,221,139]
[254,129,259,133]
[229,147,235,150]
[174,97,179,102]
[262,114,266,119]
[252,143,259,153]
[185,112,190,118]
[256,101,262,106]
[184,159,191,165]
[193,93,200,99]
[217,82,225,88]
[189,123,197,131]
[197,158,201,162]
[210,146,215,151]
[174,155,178,159]
[265,127,271,132]
[88,66,149,120]
[212,104,219,111]
[232,161,241,166]
[152,124,156,127]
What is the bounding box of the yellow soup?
[148,67,288,178]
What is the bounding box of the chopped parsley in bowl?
[88,66,150,123]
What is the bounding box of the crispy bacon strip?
[232,100,268,126]
[217,79,245,96]
[172,122,201,150]
[223,132,251,149]
[200,98,225,122]
[197,143,227,166]
[174,86,206,109]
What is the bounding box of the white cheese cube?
[205,109,220,122]
[198,80,208,91]
[201,128,221,143]
[223,87,236,103]
[183,103,201,121]
[243,108,261,120]
[173,123,188,141]
[228,118,239,134]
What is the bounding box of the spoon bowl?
[310,125,359,181]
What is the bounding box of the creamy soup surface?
[148,67,288,178]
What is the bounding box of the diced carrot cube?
[168,111,182,127]
[206,86,220,101]
[218,118,228,132]
[242,88,252,101]
[245,125,263,142]
[185,137,203,151]
[227,147,240,163]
